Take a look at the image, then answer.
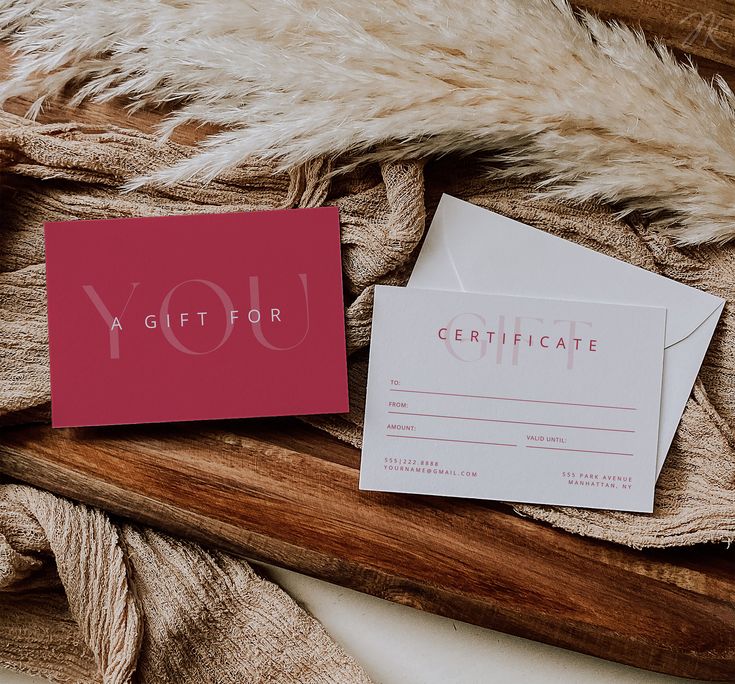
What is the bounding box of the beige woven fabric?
[0,482,371,683]
[1,109,734,560]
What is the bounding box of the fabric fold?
[0,482,371,683]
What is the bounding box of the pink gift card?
[45,208,349,427]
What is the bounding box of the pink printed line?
[390,388,636,411]
[387,410,634,434]
[386,434,516,448]
[526,445,633,457]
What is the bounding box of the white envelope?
[408,195,725,477]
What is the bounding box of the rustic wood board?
[1,420,734,681]
[2,2,735,679]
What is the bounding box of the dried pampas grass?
[2,0,735,244]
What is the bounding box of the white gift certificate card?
[360,286,667,512]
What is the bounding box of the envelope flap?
[414,195,725,349]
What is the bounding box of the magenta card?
[44,208,349,427]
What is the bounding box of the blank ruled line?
[386,434,517,448]
[526,445,633,457]
[388,410,634,434]
[390,388,636,411]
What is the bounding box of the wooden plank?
[0,420,733,681]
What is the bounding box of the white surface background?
[1,562,709,684]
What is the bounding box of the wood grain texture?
[2,2,735,680]
[0,420,733,681]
